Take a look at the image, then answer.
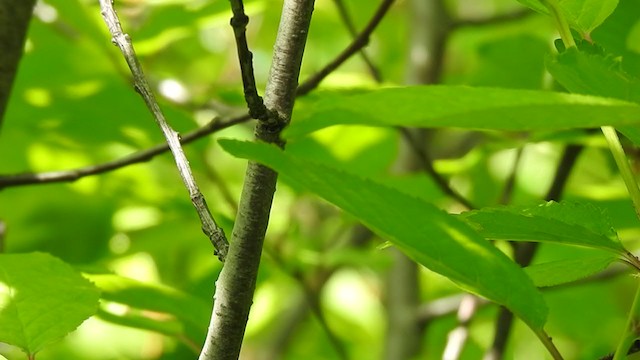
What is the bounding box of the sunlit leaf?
[86,273,210,334]
[285,86,640,138]
[459,201,626,254]
[0,252,100,355]
[219,139,548,330]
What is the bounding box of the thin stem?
[451,9,532,28]
[602,127,640,219]
[198,1,315,358]
[542,0,576,48]
[398,127,475,210]
[613,280,640,360]
[331,0,383,82]
[297,0,395,96]
[98,0,228,260]
[534,329,565,360]
[228,0,268,121]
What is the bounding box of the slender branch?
[0,115,249,189]
[296,0,395,96]
[613,280,640,360]
[331,0,383,82]
[451,9,532,29]
[398,127,475,210]
[98,0,229,260]
[228,0,268,121]
[0,0,36,131]
[198,1,315,359]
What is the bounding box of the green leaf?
[219,139,548,330]
[285,86,640,138]
[546,45,640,103]
[516,0,618,34]
[459,201,626,254]
[86,274,210,333]
[546,45,640,145]
[95,308,184,337]
[525,254,619,287]
[557,0,619,35]
[0,252,100,355]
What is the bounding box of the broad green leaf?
[516,0,618,34]
[285,86,640,138]
[459,201,626,254]
[86,274,210,334]
[546,45,640,144]
[0,252,100,355]
[525,254,619,287]
[219,139,548,330]
[546,45,640,103]
[557,0,619,35]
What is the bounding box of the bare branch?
[228,0,268,121]
[198,1,315,358]
[331,0,383,82]
[397,127,475,210]
[451,8,533,29]
[0,115,249,189]
[297,0,395,96]
[98,0,229,260]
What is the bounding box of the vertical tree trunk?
[0,0,36,128]
[198,1,315,359]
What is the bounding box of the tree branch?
[296,0,395,96]
[0,115,249,189]
[0,0,36,131]
[98,0,229,260]
[198,1,315,359]
[331,0,383,82]
[451,8,533,29]
[398,127,475,210]
[228,0,268,121]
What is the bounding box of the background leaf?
[285,86,640,138]
[86,273,210,340]
[524,254,619,287]
[219,139,548,330]
[0,252,100,355]
[459,201,626,254]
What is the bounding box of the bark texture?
[198,1,315,359]
[0,0,36,128]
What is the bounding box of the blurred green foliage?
[1,0,640,359]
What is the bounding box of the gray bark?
[198,1,315,359]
